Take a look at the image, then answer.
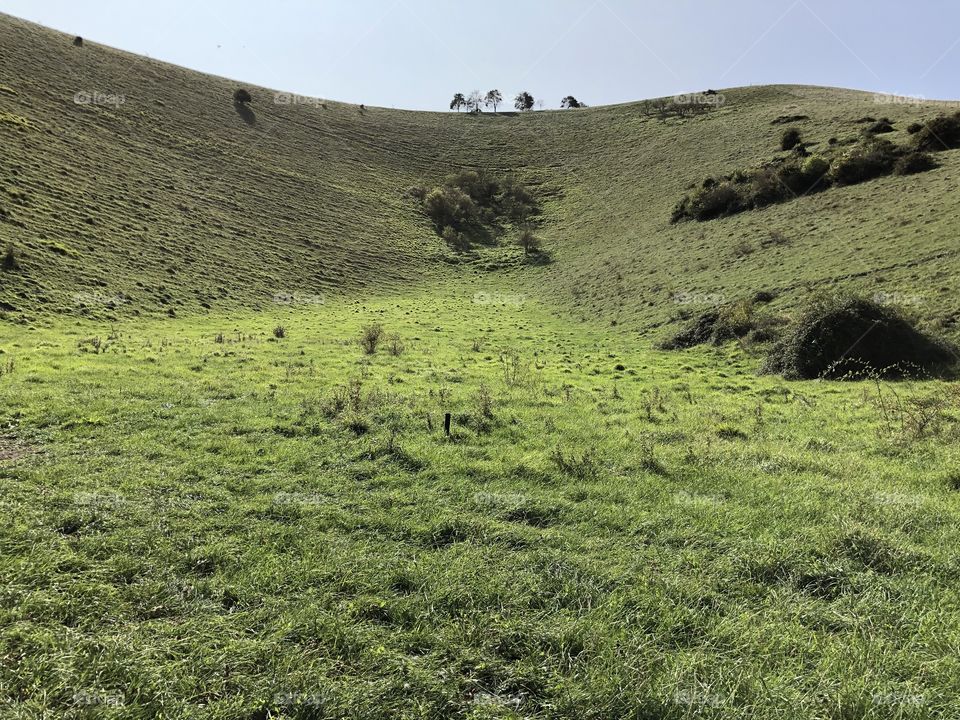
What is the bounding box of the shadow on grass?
[234,101,256,126]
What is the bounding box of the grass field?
[3,290,960,718]
[3,10,960,720]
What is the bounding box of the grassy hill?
[4,12,960,720]
[3,13,960,341]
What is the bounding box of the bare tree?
[466,90,483,113]
[484,89,503,113]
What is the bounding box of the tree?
[514,91,534,112]
[484,89,502,113]
[518,227,541,254]
[450,93,466,112]
[233,88,252,105]
[561,95,583,109]
[466,90,483,113]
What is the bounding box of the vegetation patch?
[762,294,956,379]
[913,111,960,151]
[672,135,931,223]
[414,170,540,250]
[659,300,784,349]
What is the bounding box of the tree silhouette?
[450,93,466,112]
[561,95,583,109]
[484,89,503,113]
[466,90,483,113]
[514,91,534,112]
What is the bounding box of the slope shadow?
[234,101,256,126]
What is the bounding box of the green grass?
[3,289,960,718]
[3,11,960,719]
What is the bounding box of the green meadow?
[3,10,960,720]
[2,287,960,718]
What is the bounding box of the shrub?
[763,294,956,379]
[518,228,541,254]
[688,183,745,221]
[359,324,384,354]
[659,300,758,349]
[73,36,83,47]
[233,88,252,104]
[424,186,478,232]
[831,140,898,185]
[868,118,894,134]
[441,225,468,250]
[273,325,286,339]
[906,122,923,135]
[780,128,803,151]
[386,333,405,356]
[802,156,831,183]
[894,151,937,176]
[914,112,960,151]
[1,244,16,271]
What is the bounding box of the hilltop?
[1,12,959,342]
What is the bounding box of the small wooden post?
[443,413,451,437]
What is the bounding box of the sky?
[1,0,958,111]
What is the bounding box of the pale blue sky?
[2,0,958,110]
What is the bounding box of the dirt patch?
[0,435,32,462]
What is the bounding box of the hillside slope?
[1,13,959,338]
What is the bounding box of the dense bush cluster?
[914,111,960,151]
[658,299,786,350]
[414,170,539,248]
[672,135,938,223]
[762,295,956,379]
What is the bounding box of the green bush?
[894,152,937,176]
[763,294,955,379]
[914,112,960,151]
[687,183,745,221]
[1,244,16,271]
[831,140,898,186]
[780,128,802,151]
[424,186,478,232]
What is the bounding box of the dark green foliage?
[868,118,894,134]
[914,111,960,151]
[780,128,803,151]
[233,88,252,105]
[659,301,757,349]
[273,325,286,339]
[561,95,583,109]
[514,91,534,112]
[831,139,899,186]
[418,171,539,247]
[894,151,937,176]
[2,244,16,271]
[763,295,956,379]
[423,186,478,233]
[678,183,745,221]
